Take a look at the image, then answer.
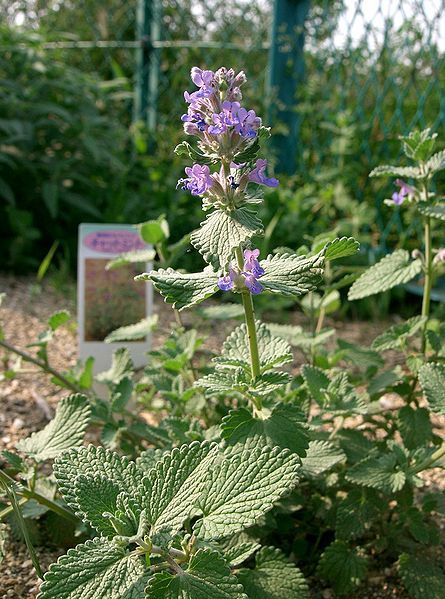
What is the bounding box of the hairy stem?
[414,442,445,473]
[421,214,432,354]
[0,338,84,395]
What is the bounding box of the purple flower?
[181,110,207,132]
[234,107,261,138]
[243,273,264,295]
[191,67,214,88]
[177,164,213,196]
[392,179,415,205]
[243,248,265,278]
[208,101,241,135]
[248,159,279,188]
[217,268,237,291]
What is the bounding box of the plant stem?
[421,214,433,354]
[235,249,261,378]
[0,338,84,395]
[0,469,78,524]
[414,442,445,473]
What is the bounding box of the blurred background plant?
[0,0,444,316]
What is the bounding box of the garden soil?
[1,275,444,599]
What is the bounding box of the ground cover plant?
[1,67,445,598]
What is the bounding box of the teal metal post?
[267,0,310,174]
[135,0,160,129]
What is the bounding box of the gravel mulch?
[0,274,444,599]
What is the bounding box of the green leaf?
[194,446,300,541]
[221,539,261,567]
[348,250,422,300]
[259,251,325,297]
[400,128,436,161]
[317,540,368,595]
[136,267,218,311]
[54,445,142,513]
[48,310,70,331]
[221,404,309,457]
[324,237,360,261]
[141,442,219,540]
[369,165,423,179]
[397,406,432,450]
[135,448,165,474]
[38,538,147,599]
[73,474,124,537]
[198,304,244,320]
[16,394,90,461]
[337,429,375,464]
[371,316,426,352]
[96,348,133,385]
[301,365,330,405]
[215,322,292,373]
[190,208,263,269]
[268,324,335,349]
[139,218,169,244]
[337,339,384,371]
[346,453,407,494]
[417,201,445,221]
[146,548,247,599]
[105,316,158,343]
[425,149,445,176]
[300,440,346,477]
[335,489,380,540]
[237,546,309,599]
[398,553,445,599]
[106,248,156,270]
[196,368,290,398]
[419,363,445,414]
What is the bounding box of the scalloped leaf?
[317,540,368,595]
[191,208,263,269]
[300,440,346,477]
[237,546,309,599]
[345,453,407,494]
[324,237,360,261]
[145,548,247,599]
[194,446,300,540]
[141,441,219,540]
[221,404,309,456]
[417,202,445,221]
[37,538,147,599]
[348,250,422,300]
[53,445,142,512]
[106,248,156,270]
[214,321,292,373]
[369,164,423,179]
[196,368,290,398]
[16,394,90,462]
[105,316,158,343]
[259,251,325,297]
[398,553,445,599]
[371,316,426,352]
[418,363,445,414]
[425,149,445,176]
[136,267,218,311]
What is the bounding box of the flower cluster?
[392,179,415,205]
[218,248,265,295]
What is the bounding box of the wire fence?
[1,0,445,250]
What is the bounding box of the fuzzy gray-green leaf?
[418,363,445,414]
[259,251,325,297]
[317,540,368,595]
[348,250,422,300]
[136,267,218,311]
[37,538,147,599]
[416,201,445,221]
[191,208,263,269]
[215,321,292,373]
[369,165,423,179]
[145,548,247,599]
[105,316,158,343]
[194,446,300,540]
[300,440,346,477]
[324,237,360,261]
[16,394,90,461]
[237,546,309,599]
[371,316,426,352]
[398,553,445,599]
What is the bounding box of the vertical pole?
[267,0,311,174]
[134,0,160,129]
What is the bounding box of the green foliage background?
[0,0,444,271]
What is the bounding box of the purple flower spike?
[177,164,213,196]
[191,67,214,87]
[392,179,415,205]
[248,159,279,188]
[243,248,265,278]
[243,273,264,295]
[234,107,261,138]
[208,101,241,135]
[218,268,237,291]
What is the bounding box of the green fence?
[1,0,444,265]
